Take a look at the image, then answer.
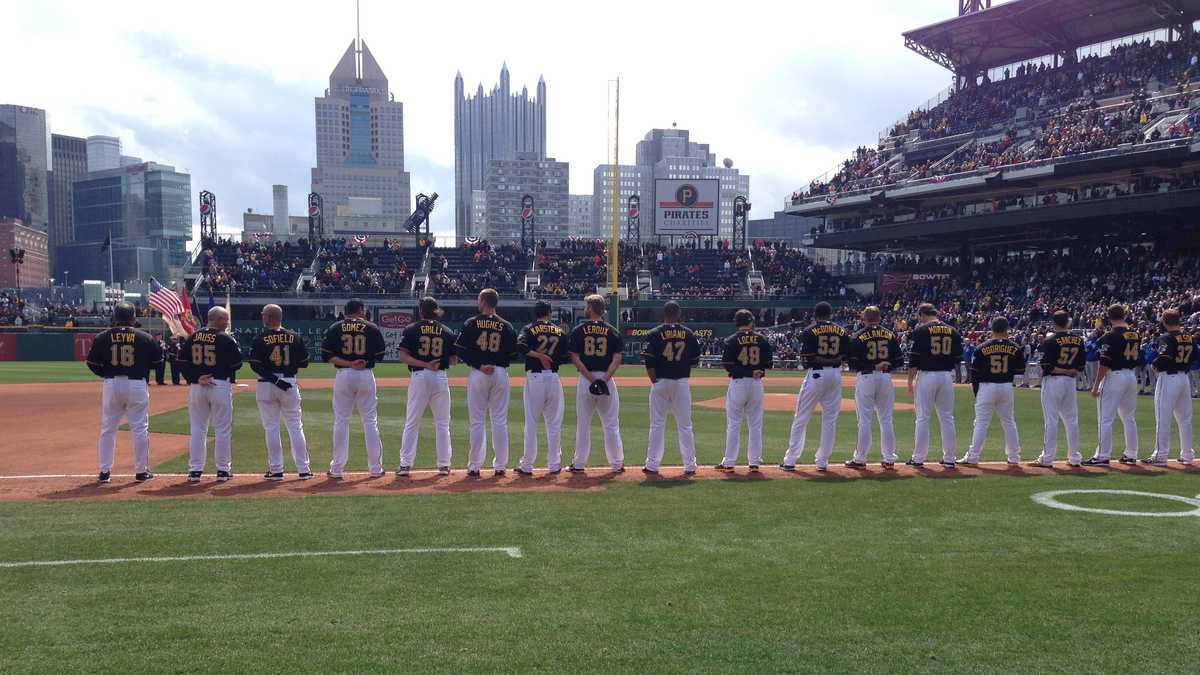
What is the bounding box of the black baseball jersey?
[970,337,1025,384]
[906,320,964,371]
[1039,331,1085,376]
[1096,327,1141,371]
[798,320,850,369]
[516,319,568,373]
[178,328,243,383]
[1152,331,1198,374]
[321,317,387,368]
[721,329,775,378]
[848,325,901,374]
[248,328,310,381]
[568,319,623,373]
[455,313,518,369]
[399,319,457,372]
[86,326,163,380]
[640,323,701,380]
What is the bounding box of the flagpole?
[107,229,114,287]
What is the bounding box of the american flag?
[148,277,183,316]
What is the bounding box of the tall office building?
[86,135,121,172]
[311,35,410,231]
[0,104,50,232]
[49,134,88,270]
[483,152,567,243]
[568,194,593,238]
[60,161,192,283]
[272,184,289,234]
[634,128,749,239]
[592,164,652,240]
[454,65,546,243]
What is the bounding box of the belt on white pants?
[527,371,559,379]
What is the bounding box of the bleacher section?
[310,241,424,295]
[196,239,315,294]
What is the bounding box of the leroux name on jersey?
[582,324,610,336]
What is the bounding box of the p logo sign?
[675,184,699,207]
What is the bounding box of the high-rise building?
[86,135,121,172]
[470,190,487,236]
[568,194,593,238]
[454,64,546,243]
[311,36,410,231]
[63,161,192,283]
[483,152,567,243]
[272,184,289,234]
[633,127,750,239]
[592,164,653,240]
[0,104,50,233]
[49,134,88,270]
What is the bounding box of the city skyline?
[4,1,953,241]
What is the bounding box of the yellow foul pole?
[608,78,620,328]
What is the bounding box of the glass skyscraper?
[311,38,410,232]
[0,104,51,232]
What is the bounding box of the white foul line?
[0,546,523,569]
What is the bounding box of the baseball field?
[1,361,1198,673]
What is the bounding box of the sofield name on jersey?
[261,332,296,346]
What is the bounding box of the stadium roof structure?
[904,0,1200,73]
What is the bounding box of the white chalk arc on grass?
[0,546,523,569]
[1031,490,1200,518]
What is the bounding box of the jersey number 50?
[930,336,953,355]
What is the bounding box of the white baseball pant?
[1190,370,1200,398]
[1151,372,1194,463]
[572,373,624,470]
[783,367,842,468]
[521,371,564,472]
[1085,361,1099,389]
[1093,369,1138,461]
[331,368,384,475]
[721,378,765,467]
[912,371,957,464]
[1037,375,1080,465]
[256,377,310,474]
[399,369,452,468]
[98,376,151,474]
[467,367,510,472]
[188,379,234,473]
[964,382,1020,463]
[852,372,896,464]
[645,378,697,471]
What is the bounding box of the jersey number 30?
[341,334,367,356]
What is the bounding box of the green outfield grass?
[1,362,1199,673]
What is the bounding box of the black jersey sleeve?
[86,331,110,377]
[454,319,482,369]
[685,329,701,367]
[641,328,662,369]
[320,324,341,362]
[398,323,420,356]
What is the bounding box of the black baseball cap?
[419,296,441,319]
[534,300,552,318]
[112,302,136,325]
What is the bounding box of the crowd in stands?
[312,238,415,294]
[430,241,527,296]
[798,33,1200,202]
[200,238,315,294]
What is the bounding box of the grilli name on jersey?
[420,323,443,336]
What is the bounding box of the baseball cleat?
[641,467,659,475]
[939,461,957,469]
[1067,462,1082,468]
[1027,461,1053,468]
[395,466,411,477]
[1140,458,1168,466]
[844,461,867,469]
[683,468,696,476]
[1117,456,1138,465]
[466,470,481,478]
[98,472,111,484]
[263,472,284,481]
[905,459,924,468]
[1177,457,1195,465]
[1006,460,1021,467]
[881,462,896,470]
[298,472,314,480]
[714,464,733,471]
[437,466,451,475]
[135,472,155,483]
[216,470,232,482]
[748,465,760,472]
[515,467,534,476]
[611,466,625,473]
[494,469,507,477]
[1082,458,1109,466]
[956,458,978,466]
[325,471,343,479]
[187,471,203,483]
[815,465,828,473]
[566,465,586,473]
[368,470,385,478]
[547,468,561,475]
[777,463,796,472]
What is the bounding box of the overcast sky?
[9,0,958,240]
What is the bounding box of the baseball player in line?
[568,294,625,473]
[455,289,519,477]
[179,307,243,482]
[1086,304,1141,465]
[845,306,900,468]
[86,302,163,483]
[959,317,1024,466]
[1033,311,1085,467]
[1145,308,1198,465]
[248,304,312,480]
[906,303,964,468]
[396,297,458,476]
[781,302,849,472]
[718,309,774,469]
[322,299,388,478]
[640,301,701,475]
[516,300,568,475]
